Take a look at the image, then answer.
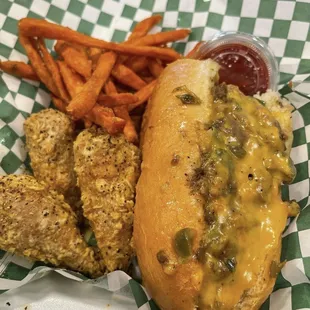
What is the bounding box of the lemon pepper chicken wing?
[74,127,141,272]
[0,175,104,278]
[24,109,81,215]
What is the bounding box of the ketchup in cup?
[191,32,279,96]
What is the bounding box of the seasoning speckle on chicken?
[74,127,141,272]
[0,175,104,278]
[24,109,81,215]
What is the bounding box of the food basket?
[0,0,309,309]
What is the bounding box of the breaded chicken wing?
[0,175,104,278]
[24,109,81,215]
[74,127,141,272]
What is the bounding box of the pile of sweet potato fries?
[0,16,190,143]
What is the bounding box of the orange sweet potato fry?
[119,30,185,64]
[97,106,114,117]
[37,38,70,102]
[88,47,102,69]
[0,60,39,81]
[54,40,65,54]
[104,79,117,95]
[98,93,139,108]
[118,16,163,64]
[69,42,88,58]
[128,15,162,41]
[148,58,164,78]
[56,62,124,132]
[103,78,138,142]
[57,60,85,98]
[18,18,181,61]
[59,43,92,79]
[130,29,190,46]
[112,63,146,90]
[55,40,88,57]
[51,95,67,113]
[67,51,117,119]
[124,56,148,72]
[19,35,59,96]
[114,106,138,144]
[129,79,157,111]
[96,94,117,107]
[86,105,125,135]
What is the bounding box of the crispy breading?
[24,109,81,216]
[0,175,104,278]
[74,127,141,272]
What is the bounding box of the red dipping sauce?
[191,32,279,96]
[206,44,269,96]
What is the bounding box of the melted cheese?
[197,85,293,309]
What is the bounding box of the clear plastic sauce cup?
[190,31,279,96]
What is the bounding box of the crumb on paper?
[288,80,293,89]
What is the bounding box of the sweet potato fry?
[19,35,60,96]
[51,95,67,113]
[58,43,92,79]
[55,40,88,57]
[55,39,88,53]
[96,95,117,107]
[54,40,65,54]
[112,63,146,90]
[118,16,163,64]
[114,106,138,144]
[129,79,157,111]
[103,78,138,142]
[119,29,188,65]
[148,58,164,78]
[97,106,115,117]
[104,79,117,95]
[18,18,181,61]
[130,29,190,46]
[69,42,88,58]
[128,15,162,42]
[86,105,125,135]
[88,47,102,69]
[124,56,148,72]
[67,51,117,119]
[37,38,70,102]
[98,93,139,108]
[0,60,39,81]
[56,63,123,131]
[57,60,84,97]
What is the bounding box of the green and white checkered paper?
[0,0,310,309]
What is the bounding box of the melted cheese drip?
[198,86,294,309]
